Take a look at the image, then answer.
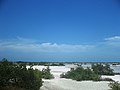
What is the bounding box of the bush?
[50,63,65,66]
[109,81,120,90]
[60,67,101,81]
[42,66,54,79]
[0,59,43,90]
[92,64,114,75]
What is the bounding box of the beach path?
[40,69,110,90]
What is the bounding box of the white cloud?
[104,36,120,47]
[1,36,120,61]
[16,36,38,43]
[1,36,120,53]
[105,36,120,41]
[0,37,95,53]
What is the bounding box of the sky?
[0,0,120,62]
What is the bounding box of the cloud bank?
[0,36,120,61]
[0,37,95,53]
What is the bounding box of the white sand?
[30,66,111,90]
[40,78,110,90]
[102,75,120,82]
[26,65,120,90]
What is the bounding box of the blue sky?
[0,0,120,62]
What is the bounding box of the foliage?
[109,81,120,90]
[92,64,114,75]
[60,67,101,81]
[42,66,54,79]
[0,58,43,90]
[50,63,65,66]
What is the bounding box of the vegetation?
[109,81,120,90]
[0,58,55,90]
[0,58,43,90]
[61,63,115,81]
[42,66,54,79]
[60,67,101,81]
[92,64,114,75]
[16,61,65,66]
[50,63,65,66]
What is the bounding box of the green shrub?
[42,66,54,79]
[109,81,120,90]
[92,64,114,75]
[60,67,101,81]
[0,59,43,90]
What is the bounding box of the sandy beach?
[40,78,110,90]
[31,65,118,90]
[26,65,120,90]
